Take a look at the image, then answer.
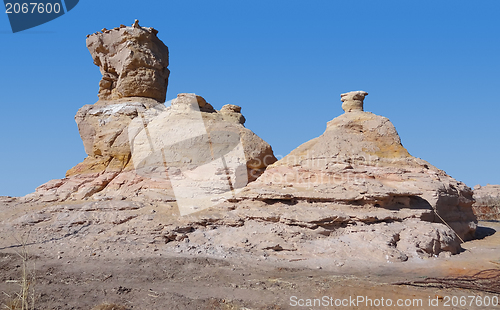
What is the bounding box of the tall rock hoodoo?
[24,21,277,206]
[87,20,170,102]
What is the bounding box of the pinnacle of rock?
[341,90,368,112]
[25,23,277,207]
[86,20,170,102]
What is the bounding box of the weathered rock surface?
[128,93,277,215]
[473,184,500,220]
[1,196,499,310]
[23,22,276,205]
[219,90,477,258]
[24,93,276,205]
[16,21,481,265]
[69,97,165,177]
[341,90,368,112]
[21,89,478,261]
[87,20,170,102]
[2,196,461,265]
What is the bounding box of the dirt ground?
[0,195,499,310]
[0,220,499,310]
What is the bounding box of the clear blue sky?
[1,1,499,197]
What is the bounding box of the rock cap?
[341,90,368,112]
[86,20,170,103]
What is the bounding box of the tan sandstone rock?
[473,184,500,220]
[23,23,276,206]
[225,91,477,258]
[17,22,480,264]
[25,93,277,204]
[86,19,170,102]
[128,93,276,214]
[341,90,368,112]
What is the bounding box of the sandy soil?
[0,198,499,310]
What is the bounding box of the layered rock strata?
[206,90,477,259]
[18,21,480,263]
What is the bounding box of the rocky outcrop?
[128,93,276,215]
[23,22,276,206]
[25,93,276,205]
[86,20,170,102]
[215,90,477,259]
[24,88,476,260]
[473,184,500,220]
[17,21,480,264]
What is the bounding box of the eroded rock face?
[69,97,165,176]
[473,184,500,220]
[23,22,276,205]
[24,93,276,204]
[128,93,277,214]
[129,93,276,181]
[227,91,477,258]
[86,20,170,102]
[17,21,480,264]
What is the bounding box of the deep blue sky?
[1,1,499,197]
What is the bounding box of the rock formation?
[24,21,277,205]
[86,20,170,102]
[127,93,276,215]
[26,93,276,204]
[473,184,500,220]
[341,90,367,112]
[16,22,480,265]
[191,90,476,260]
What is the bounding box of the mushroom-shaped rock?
[341,90,368,112]
[86,20,170,102]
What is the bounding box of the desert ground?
[1,197,499,310]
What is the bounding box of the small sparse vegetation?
[2,232,36,310]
